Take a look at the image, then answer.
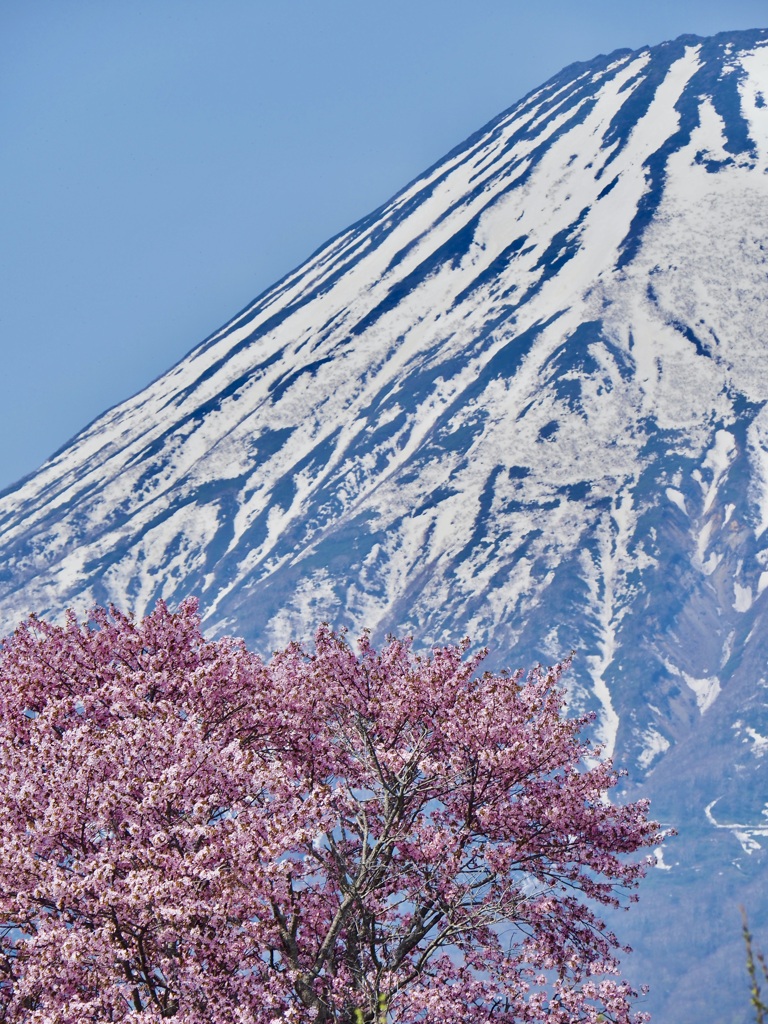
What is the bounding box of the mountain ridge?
[2,28,768,1021]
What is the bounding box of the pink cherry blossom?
[0,599,666,1022]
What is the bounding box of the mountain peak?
[1,30,768,1021]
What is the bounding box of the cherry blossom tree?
[0,599,665,1023]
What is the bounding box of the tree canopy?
[0,599,664,1023]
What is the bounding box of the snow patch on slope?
[683,671,722,713]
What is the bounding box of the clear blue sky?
[2,0,765,491]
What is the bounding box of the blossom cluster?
[0,600,665,1022]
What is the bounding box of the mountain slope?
[2,28,768,1021]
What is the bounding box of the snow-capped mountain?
[2,28,768,1021]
